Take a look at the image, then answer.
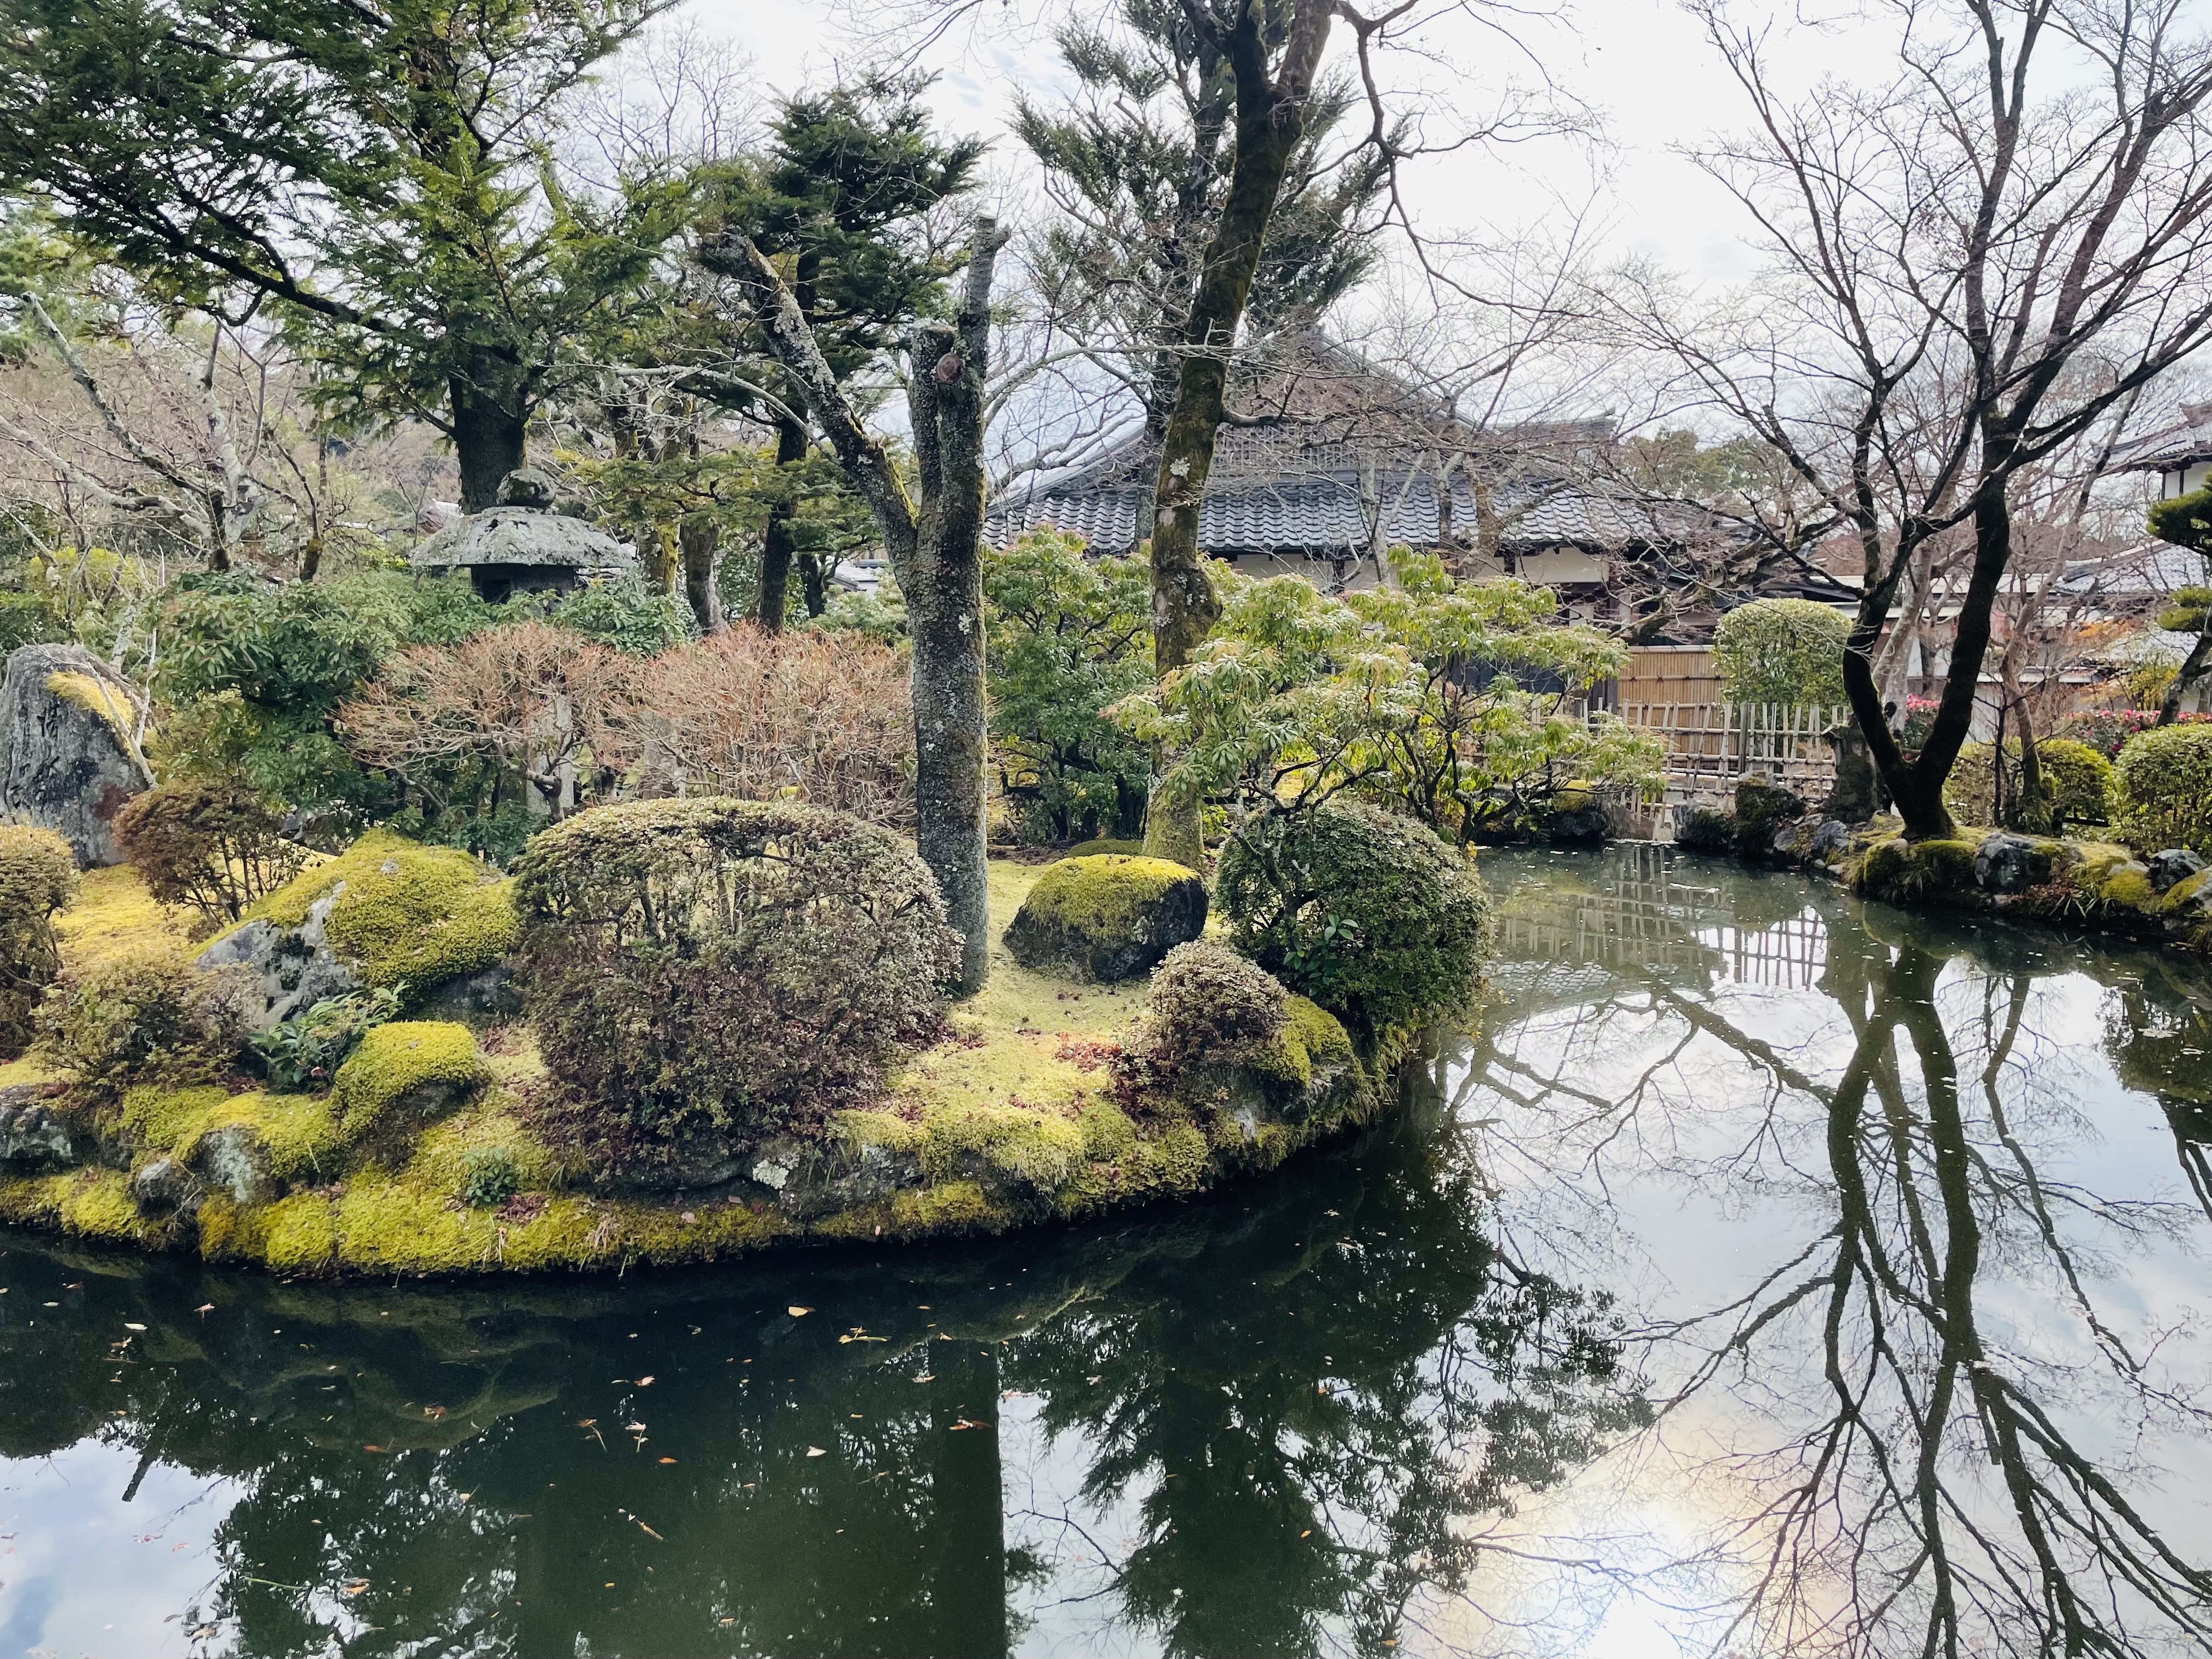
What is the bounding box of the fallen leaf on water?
[1301,1530,1312,1538]
[194,1303,214,1315]
[637,1521,663,1541]
[341,1581,370,1596]
[123,1322,146,1331]
[658,1457,676,1465]
[636,1376,655,1386]
[805,1446,827,1457]
[787,1306,813,1317]
[949,1418,991,1431]
[363,1444,385,1453]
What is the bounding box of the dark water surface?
[3,847,2209,1657]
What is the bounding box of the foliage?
[2059,706,2212,760]
[336,621,630,824]
[1712,599,1850,707]
[0,826,77,1058]
[330,1021,486,1141]
[241,831,518,997]
[522,575,693,657]
[1141,939,1288,1071]
[1214,803,1491,1038]
[985,529,1153,842]
[1111,554,1662,844]
[111,778,307,924]
[37,952,245,1099]
[802,577,909,645]
[611,625,915,828]
[248,988,400,1094]
[2147,484,2212,555]
[2114,723,2212,857]
[1945,738,2113,830]
[512,798,961,1153]
[460,1145,521,1209]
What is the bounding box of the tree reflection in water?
[1457,845,2212,1657]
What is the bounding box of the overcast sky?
[680,0,1859,290]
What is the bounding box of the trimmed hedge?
[1714,599,1850,707]
[1945,737,2114,830]
[2115,723,2212,857]
[1215,803,1489,1037]
[512,798,961,1153]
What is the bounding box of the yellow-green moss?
[236,830,517,995]
[120,1084,346,1183]
[54,1168,147,1241]
[1245,995,1353,1091]
[52,866,194,975]
[833,1109,928,1159]
[888,1179,1008,1233]
[1855,836,1982,904]
[331,1022,487,1139]
[43,670,135,741]
[1076,1099,1137,1161]
[917,1103,1085,1189]
[406,1102,565,1198]
[1015,854,1198,935]
[260,1191,340,1272]
[2164,867,2212,912]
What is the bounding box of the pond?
[3,845,2209,1657]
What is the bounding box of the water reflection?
[4,846,2209,1656]
[1458,845,2212,1657]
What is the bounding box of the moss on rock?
[1002,854,1207,982]
[331,1022,487,1141]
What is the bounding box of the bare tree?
[1639,0,2212,839]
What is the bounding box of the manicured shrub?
[112,777,307,923]
[2115,723,2212,856]
[1945,737,2113,830]
[1713,599,1850,707]
[247,988,400,1093]
[1142,939,1288,1070]
[512,798,961,1153]
[38,953,246,1098]
[1215,803,1491,1037]
[1002,854,1209,982]
[0,825,78,1058]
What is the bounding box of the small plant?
[1141,939,1288,1070]
[112,777,306,923]
[248,988,401,1093]
[38,953,247,1099]
[0,825,78,1059]
[461,1145,521,1208]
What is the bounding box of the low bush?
[2114,724,2212,857]
[1215,803,1491,1037]
[461,1144,521,1208]
[512,798,961,1155]
[1945,737,2113,830]
[1142,940,1287,1070]
[247,988,400,1093]
[38,953,246,1099]
[0,826,78,1058]
[112,778,307,923]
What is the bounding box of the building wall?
[2162,460,2212,498]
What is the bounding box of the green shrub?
[1215,803,1491,1037]
[38,953,246,1099]
[1713,599,1850,707]
[1142,939,1288,1070]
[461,1144,521,1207]
[247,988,400,1093]
[2115,723,2212,856]
[525,573,693,656]
[512,798,961,1153]
[1945,737,2113,830]
[112,777,307,923]
[331,1020,486,1140]
[0,825,78,1058]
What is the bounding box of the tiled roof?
[2108,404,2212,471]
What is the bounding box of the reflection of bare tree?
[1460,849,2212,1657]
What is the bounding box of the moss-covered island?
[0,804,1453,1276]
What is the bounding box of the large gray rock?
[2147,848,2207,894]
[0,1084,79,1169]
[0,644,148,866]
[1974,832,2055,895]
[195,891,363,1031]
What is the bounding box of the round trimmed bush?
[1945,738,2112,830]
[2115,724,2212,857]
[1143,939,1288,1070]
[1215,804,1490,1036]
[1713,599,1850,707]
[0,825,78,1058]
[512,798,961,1153]
[1003,854,1208,981]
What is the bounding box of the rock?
[747,1133,920,1220]
[1544,805,1609,844]
[1734,776,1806,859]
[1003,854,1209,983]
[1675,804,1736,853]
[132,1155,202,1217]
[1822,721,1883,822]
[411,962,522,1026]
[1974,832,2055,895]
[2146,848,2207,894]
[195,892,363,1031]
[1809,819,1854,863]
[0,644,149,866]
[190,1123,280,1205]
[0,1085,78,1169]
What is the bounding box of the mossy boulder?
[1734,776,1806,858]
[331,1022,487,1143]
[1047,837,1147,860]
[1855,836,1982,904]
[1002,854,1207,981]
[199,831,519,1028]
[0,644,148,867]
[1675,804,1736,853]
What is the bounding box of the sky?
[679,0,1835,291]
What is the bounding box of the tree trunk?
[758,413,808,631]
[449,363,529,514]
[928,1343,1008,1658]
[2159,624,2212,725]
[1142,0,1333,868]
[798,553,831,618]
[680,515,721,633]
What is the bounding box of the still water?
[2,846,2209,1658]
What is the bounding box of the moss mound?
[240,830,517,995]
[331,1021,487,1140]
[1002,854,1207,982]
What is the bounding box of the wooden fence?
[1615,701,1849,800]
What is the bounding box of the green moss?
[1245,994,1352,1091]
[1048,838,1147,860]
[43,669,136,741]
[2089,864,2158,910]
[917,1103,1085,1189]
[1015,854,1197,935]
[832,1109,928,1159]
[407,1102,565,1197]
[888,1179,1008,1233]
[2164,867,2212,912]
[260,1191,340,1272]
[121,1084,346,1183]
[55,1169,146,1241]
[1855,837,1981,904]
[331,1022,487,1141]
[237,831,517,996]
[1076,1099,1137,1161]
